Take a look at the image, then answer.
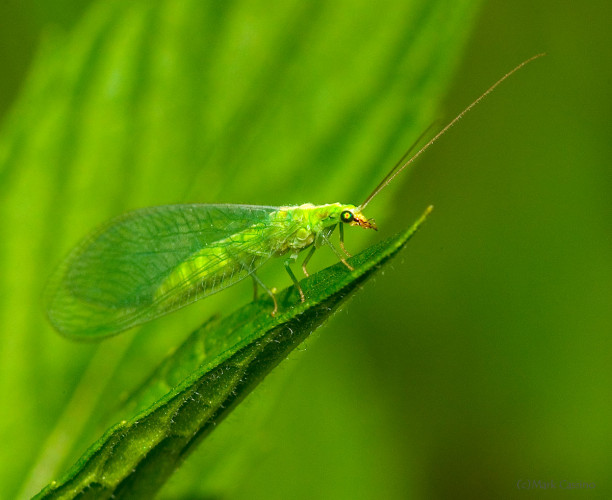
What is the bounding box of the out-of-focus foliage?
[1,0,610,499]
[0,1,479,498]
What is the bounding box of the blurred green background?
[1,0,610,499]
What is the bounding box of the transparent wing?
[45,204,286,339]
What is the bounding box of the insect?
[45,54,543,339]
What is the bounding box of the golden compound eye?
[340,210,354,223]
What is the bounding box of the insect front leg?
[338,223,352,258]
[331,242,354,272]
[284,254,305,303]
[318,229,354,272]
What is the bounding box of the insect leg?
[320,232,354,271]
[301,246,316,277]
[251,275,259,300]
[251,272,278,316]
[284,258,305,302]
[338,223,352,257]
[232,252,276,315]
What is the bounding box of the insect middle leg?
[284,257,305,303]
[301,246,316,277]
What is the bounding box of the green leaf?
[0,0,481,498]
[34,209,431,499]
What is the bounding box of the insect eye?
[340,210,354,223]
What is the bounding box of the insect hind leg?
[251,272,278,316]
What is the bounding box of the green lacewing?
[45,55,543,339]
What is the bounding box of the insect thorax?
[271,202,357,254]
[154,203,358,303]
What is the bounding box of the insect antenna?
[359,53,545,210]
[360,120,440,207]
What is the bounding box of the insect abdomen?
[154,232,267,303]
